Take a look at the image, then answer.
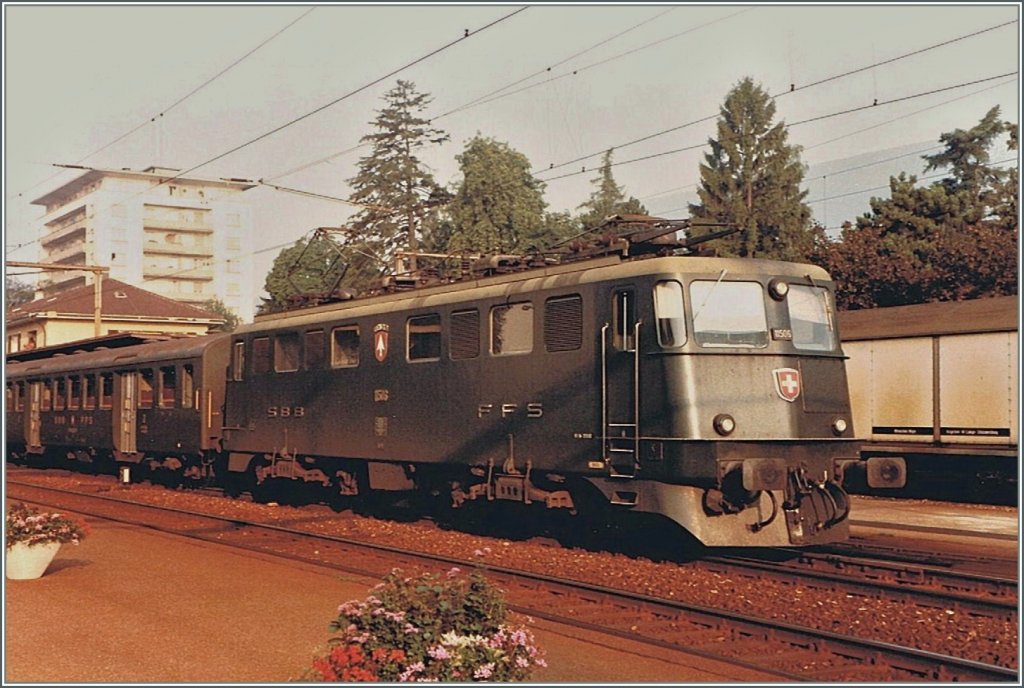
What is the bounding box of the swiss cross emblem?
[373,324,389,363]
[773,368,801,402]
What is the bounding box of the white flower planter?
[6,541,61,580]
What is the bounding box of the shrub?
[5,502,89,549]
[306,565,546,682]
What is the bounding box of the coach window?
[654,281,687,348]
[5,383,12,410]
[787,285,836,352]
[16,382,25,411]
[231,341,245,381]
[450,310,480,360]
[331,325,360,367]
[69,376,82,410]
[41,381,52,411]
[274,333,300,372]
[100,373,114,409]
[304,330,326,369]
[84,375,96,409]
[611,289,636,352]
[544,296,582,352]
[160,366,177,407]
[138,369,155,408]
[408,314,441,362]
[182,365,194,409]
[54,378,67,411]
[492,303,533,356]
[252,337,271,375]
[690,280,768,348]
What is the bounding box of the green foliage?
[689,77,814,261]
[821,107,1019,309]
[260,233,349,313]
[5,276,35,311]
[306,566,545,682]
[445,135,552,254]
[346,80,451,280]
[6,502,89,548]
[813,222,1017,310]
[199,297,242,332]
[576,150,648,231]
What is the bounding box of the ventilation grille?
[545,295,582,352]
[450,310,480,360]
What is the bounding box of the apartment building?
[32,166,257,322]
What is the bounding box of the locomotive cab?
[579,257,905,547]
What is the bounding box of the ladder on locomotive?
[602,290,641,481]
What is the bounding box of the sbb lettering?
[267,406,305,418]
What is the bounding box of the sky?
[3,3,1020,312]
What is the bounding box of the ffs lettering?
[478,403,543,419]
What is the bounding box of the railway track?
[7,479,1018,682]
[705,549,1017,621]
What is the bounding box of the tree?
[346,80,451,279]
[576,150,647,230]
[813,108,1019,309]
[199,297,242,332]
[857,107,1018,236]
[445,135,553,254]
[688,78,814,261]
[5,276,35,311]
[260,232,351,313]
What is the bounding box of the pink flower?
[473,662,495,679]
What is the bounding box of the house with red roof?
[5,278,223,354]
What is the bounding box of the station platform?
[4,512,769,684]
[849,495,1019,562]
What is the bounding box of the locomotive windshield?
[690,280,769,348]
[788,284,836,351]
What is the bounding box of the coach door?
[27,381,42,449]
[602,287,640,478]
[114,371,138,454]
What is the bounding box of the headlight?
[832,417,848,435]
[713,413,736,436]
[768,279,789,301]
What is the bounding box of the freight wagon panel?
[938,332,1017,447]
[855,337,935,442]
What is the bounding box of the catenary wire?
[534,18,1018,177]
[5,7,317,204]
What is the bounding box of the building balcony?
[44,240,92,264]
[142,243,214,257]
[142,266,214,280]
[41,224,88,248]
[142,220,213,233]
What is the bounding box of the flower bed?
[306,565,545,682]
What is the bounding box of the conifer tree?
[689,78,813,261]
[346,80,450,279]
[576,150,647,230]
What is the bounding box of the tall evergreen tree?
[576,150,647,230]
[814,108,1018,309]
[445,135,550,254]
[688,77,813,260]
[346,80,451,276]
[857,107,1018,236]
